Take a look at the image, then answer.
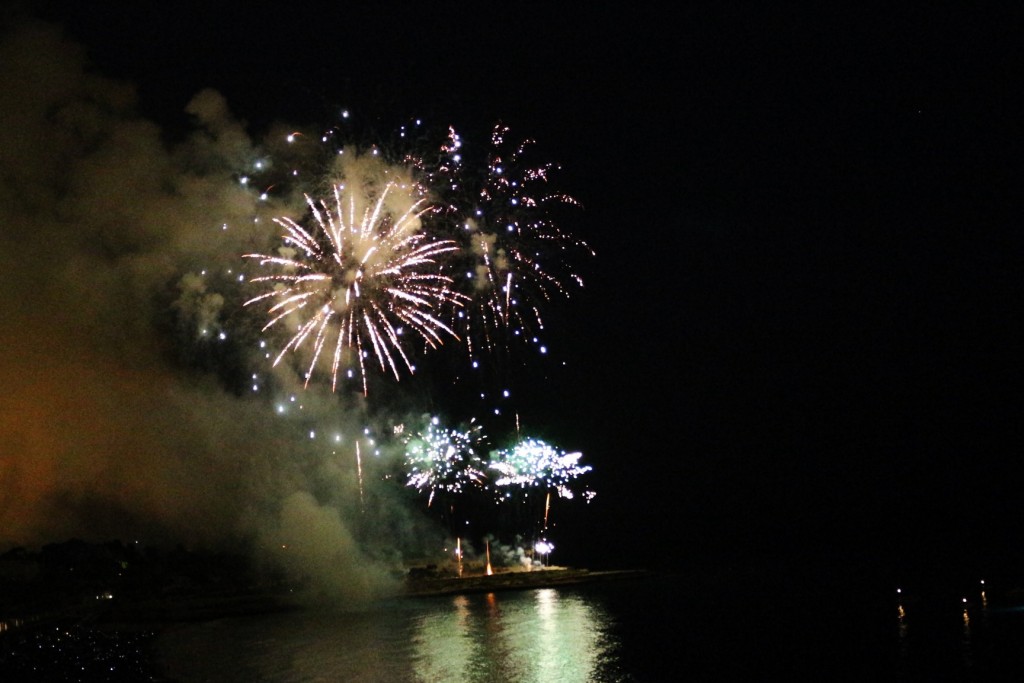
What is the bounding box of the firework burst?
[238,119,589,393]
[488,437,592,500]
[446,124,592,360]
[244,180,466,394]
[404,416,486,508]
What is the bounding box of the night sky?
[3,3,1020,584]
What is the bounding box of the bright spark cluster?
[244,181,466,394]
[404,417,486,507]
[488,437,593,500]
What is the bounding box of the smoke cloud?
[0,18,440,603]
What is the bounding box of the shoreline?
[403,565,650,597]
[2,565,651,632]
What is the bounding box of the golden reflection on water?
[0,618,24,633]
[412,588,611,683]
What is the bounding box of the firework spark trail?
[244,180,466,394]
[356,440,364,512]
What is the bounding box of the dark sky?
[11,2,1021,576]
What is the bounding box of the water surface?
[157,569,1024,681]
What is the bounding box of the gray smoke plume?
[0,17,447,604]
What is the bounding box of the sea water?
[158,585,631,682]
[156,569,1024,682]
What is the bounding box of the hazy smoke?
[0,18,440,603]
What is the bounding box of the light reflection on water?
[411,588,614,682]
[158,587,626,682]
